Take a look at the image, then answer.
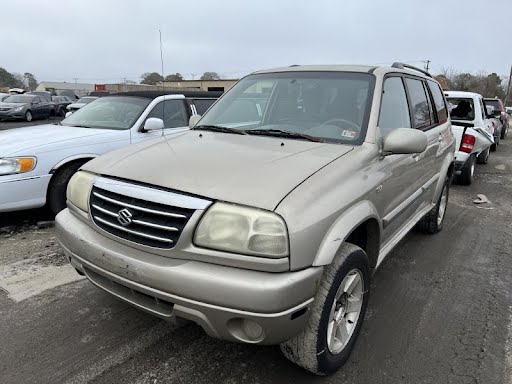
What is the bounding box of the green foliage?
[164,73,184,81]
[200,72,221,81]
[0,67,25,89]
[140,72,164,85]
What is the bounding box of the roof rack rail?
[391,62,432,78]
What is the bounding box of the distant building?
[159,79,238,92]
[36,81,94,96]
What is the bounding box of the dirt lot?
[1,135,512,383]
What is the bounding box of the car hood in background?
[0,124,119,156]
[0,102,29,108]
[82,131,353,211]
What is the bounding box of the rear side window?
[405,78,432,129]
[192,99,216,115]
[146,100,188,128]
[427,80,448,123]
[379,77,411,137]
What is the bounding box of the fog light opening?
[242,319,264,341]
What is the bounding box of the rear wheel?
[47,161,86,215]
[25,110,33,122]
[477,147,490,164]
[280,243,370,376]
[455,155,475,185]
[417,177,449,234]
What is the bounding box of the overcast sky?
[2,0,510,84]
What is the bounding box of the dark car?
[484,98,509,139]
[29,91,54,101]
[55,89,79,100]
[52,96,74,116]
[0,94,54,122]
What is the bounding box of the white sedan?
[0,92,218,214]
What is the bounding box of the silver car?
[56,64,455,375]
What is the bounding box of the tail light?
[460,133,476,153]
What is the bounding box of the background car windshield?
[61,96,151,130]
[198,72,374,143]
[3,95,33,103]
[484,99,500,110]
[447,98,475,120]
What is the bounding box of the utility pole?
[159,29,165,90]
[425,60,431,72]
[504,64,512,107]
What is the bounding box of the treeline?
[435,69,508,100]
[140,71,221,85]
[0,67,38,90]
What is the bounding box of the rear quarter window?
[427,80,448,123]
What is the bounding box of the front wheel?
[280,243,370,376]
[25,110,33,122]
[47,162,85,215]
[501,122,508,139]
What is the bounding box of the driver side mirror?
[189,114,201,128]
[382,128,427,156]
[143,117,165,131]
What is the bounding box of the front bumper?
[0,174,51,212]
[56,208,323,345]
[0,110,25,119]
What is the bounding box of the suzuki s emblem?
[117,208,133,226]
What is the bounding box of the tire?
[417,178,449,234]
[47,162,85,215]
[455,155,475,185]
[25,110,33,122]
[501,122,508,139]
[477,147,490,164]
[280,243,370,376]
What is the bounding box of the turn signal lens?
[18,158,35,172]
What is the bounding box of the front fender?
[312,200,381,266]
[50,154,98,173]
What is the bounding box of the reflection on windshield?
[198,72,374,143]
[77,97,97,104]
[61,97,151,130]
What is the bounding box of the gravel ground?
[0,136,511,383]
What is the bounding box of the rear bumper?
[0,174,51,212]
[453,151,469,174]
[56,209,323,344]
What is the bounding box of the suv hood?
[0,124,116,156]
[83,131,353,211]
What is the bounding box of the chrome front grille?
[89,185,195,249]
[0,107,11,112]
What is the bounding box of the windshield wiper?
[246,129,324,143]
[193,125,248,135]
[54,121,62,125]
[72,124,92,128]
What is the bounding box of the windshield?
[77,97,97,104]
[198,72,375,144]
[3,95,34,103]
[447,98,475,121]
[61,96,151,130]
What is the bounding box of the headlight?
[66,171,97,212]
[0,157,36,176]
[13,106,24,112]
[194,202,289,258]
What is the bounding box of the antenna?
[159,29,165,137]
